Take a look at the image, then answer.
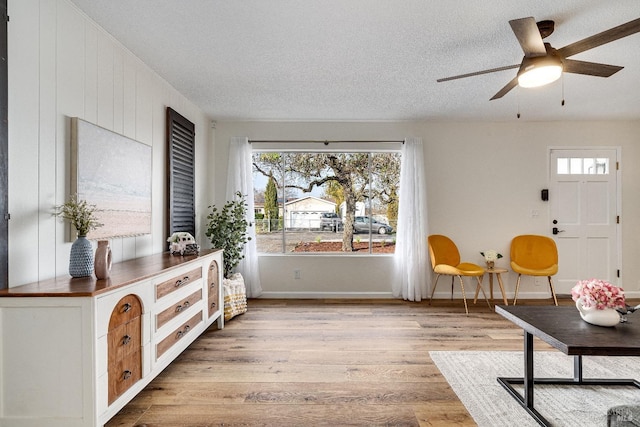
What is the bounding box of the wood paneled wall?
[7,0,212,287]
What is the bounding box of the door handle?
[552,227,565,235]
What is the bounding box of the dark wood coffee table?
[495,305,640,426]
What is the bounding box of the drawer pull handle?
[175,301,191,313]
[174,275,191,288]
[122,335,131,345]
[123,303,132,313]
[176,324,191,339]
[210,282,216,288]
[123,370,132,380]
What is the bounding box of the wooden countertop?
[0,249,221,298]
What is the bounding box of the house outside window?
[252,151,401,254]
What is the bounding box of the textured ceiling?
[68,0,640,122]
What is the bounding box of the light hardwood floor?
[106,297,574,427]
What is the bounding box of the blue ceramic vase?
[69,236,94,278]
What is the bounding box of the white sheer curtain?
[392,137,430,301]
[226,137,262,298]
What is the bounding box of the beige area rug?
[430,351,640,427]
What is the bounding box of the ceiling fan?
[437,16,640,100]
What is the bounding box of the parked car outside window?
[320,212,343,231]
[353,216,393,234]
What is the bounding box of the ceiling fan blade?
[437,64,519,83]
[558,17,640,58]
[509,17,546,57]
[490,76,519,100]
[562,59,623,77]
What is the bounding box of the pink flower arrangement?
[571,279,625,310]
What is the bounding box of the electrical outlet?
[294,269,301,280]
[534,277,543,287]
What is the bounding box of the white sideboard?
[0,249,223,427]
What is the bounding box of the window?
[252,151,401,254]
[556,157,609,175]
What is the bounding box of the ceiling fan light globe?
[517,56,563,88]
[518,65,562,88]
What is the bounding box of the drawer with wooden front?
[109,294,143,329]
[155,289,202,330]
[155,266,202,301]
[107,295,143,405]
[206,258,221,318]
[108,317,141,363]
[156,311,203,359]
[108,349,141,404]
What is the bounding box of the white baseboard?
[255,290,640,300]
[257,292,394,299]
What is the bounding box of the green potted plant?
[205,191,252,279]
[55,194,103,278]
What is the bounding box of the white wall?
[213,120,640,299]
[7,0,213,287]
[8,0,640,299]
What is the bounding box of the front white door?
[549,148,620,294]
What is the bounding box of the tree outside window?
[252,151,401,254]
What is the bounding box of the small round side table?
[476,267,508,305]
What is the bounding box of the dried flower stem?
[54,194,103,236]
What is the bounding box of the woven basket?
[223,273,247,320]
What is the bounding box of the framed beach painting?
[70,118,152,240]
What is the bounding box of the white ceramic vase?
[575,297,621,327]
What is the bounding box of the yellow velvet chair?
[510,234,559,305]
[428,234,491,314]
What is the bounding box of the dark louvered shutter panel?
[167,107,195,237]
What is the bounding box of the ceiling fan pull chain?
[561,73,565,106]
[517,87,521,119]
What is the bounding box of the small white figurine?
[167,232,199,255]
